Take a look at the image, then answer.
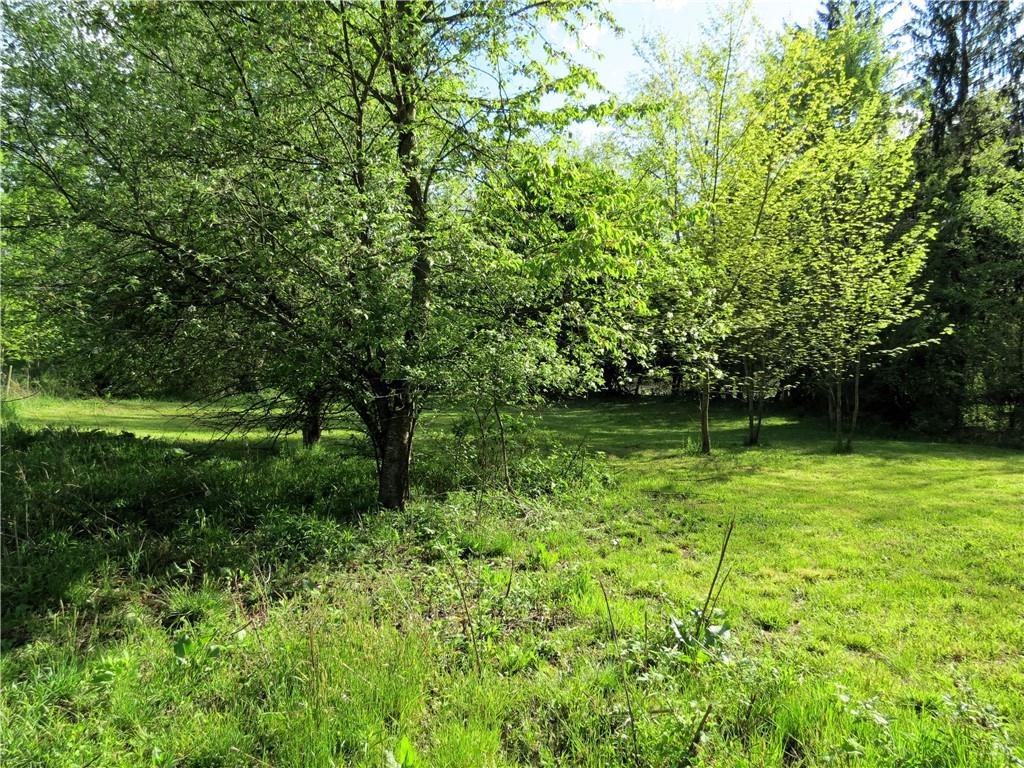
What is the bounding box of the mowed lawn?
[3,395,1022,766]
[540,402,1024,729]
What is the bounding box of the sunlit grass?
[12,394,363,444]
[2,396,1021,766]
[540,399,1024,734]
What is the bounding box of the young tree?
[626,9,868,449]
[719,27,864,446]
[794,96,934,452]
[625,7,766,454]
[726,7,902,446]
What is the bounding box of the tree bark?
[744,361,758,446]
[361,390,416,509]
[826,384,836,434]
[377,404,414,509]
[834,380,845,454]
[356,1,429,511]
[755,394,765,444]
[301,391,324,448]
[493,401,512,491]
[846,358,861,453]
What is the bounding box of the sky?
[552,0,915,141]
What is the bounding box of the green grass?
[2,396,1022,766]
[8,394,364,444]
[10,395,222,440]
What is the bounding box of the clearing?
[2,396,1021,766]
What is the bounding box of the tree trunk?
[699,373,712,455]
[747,403,756,445]
[845,359,861,453]
[375,395,415,510]
[670,368,683,397]
[377,416,413,510]
[826,385,836,433]
[358,1,429,511]
[354,383,417,510]
[744,362,758,446]
[493,401,512,491]
[301,392,324,448]
[834,380,845,454]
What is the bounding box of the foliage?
[416,410,611,497]
[864,1,1024,439]
[620,7,932,451]
[2,0,636,506]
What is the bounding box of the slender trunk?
[699,372,712,455]
[744,361,757,446]
[747,401,756,445]
[846,359,861,453]
[834,380,845,454]
[826,385,836,434]
[493,401,512,491]
[301,392,324,448]
[670,368,682,397]
[755,394,765,444]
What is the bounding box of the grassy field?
[2,395,1022,766]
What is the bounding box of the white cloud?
[561,20,608,54]
[570,120,611,146]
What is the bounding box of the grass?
[2,395,1022,766]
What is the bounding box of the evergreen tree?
[910,0,1024,154]
[880,0,1024,436]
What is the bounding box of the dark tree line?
[867,0,1023,436]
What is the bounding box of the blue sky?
[582,0,831,94]
[549,0,914,141]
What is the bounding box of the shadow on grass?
[534,398,822,457]
[536,397,1023,466]
[5,399,1019,651]
[0,426,379,649]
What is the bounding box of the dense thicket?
[2,1,645,506]
[868,0,1024,437]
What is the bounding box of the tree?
[874,0,1024,436]
[625,9,878,449]
[910,0,1023,155]
[718,26,869,446]
[3,1,631,508]
[626,6,767,454]
[794,95,933,452]
[952,116,1024,432]
[817,0,894,33]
